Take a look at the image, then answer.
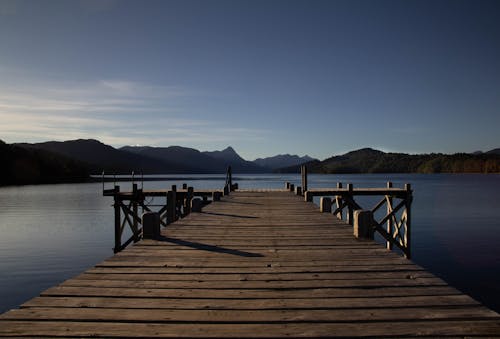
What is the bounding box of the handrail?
[304,182,413,258]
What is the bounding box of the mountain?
[18,139,190,174]
[0,140,90,186]
[121,145,223,173]
[486,148,500,155]
[277,148,500,174]
[202,147,267,173]
[253,154,316,170]
[122,145,267,173]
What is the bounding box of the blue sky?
[1,0,499,160]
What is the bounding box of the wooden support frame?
[105,181,228,252]
[306,183,413,258]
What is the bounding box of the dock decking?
[1,190,499,337]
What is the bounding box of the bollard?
[142,212,160,239]
[213,191,222,201]
[320,197,332,213]
[304,191,313,202]
[295,186,302,196]
[191,198,203,212]
[353,210,374,239]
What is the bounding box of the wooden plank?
[20,294,482,310]
[1,320,500,337]
[3,306,498,322]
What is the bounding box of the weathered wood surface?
[1,191,499,338]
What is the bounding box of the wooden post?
[113,185,121,253]
[304,191,313,202]
[335,182,343,220]
[386,181,393,250]
[223,185,229,196]
[166,186,177,224]
[142,212,160,239]
[212,191,222,201]
[185,186,194,215]
[295,186,302,196]
[353,210,374,239]
[301,165,308,193]
[132,183,139,241]
[347,183,353,225]
[191,198,203,212]
[228,166,232,191]
[285,182,290,190]
[320,197,331,213]
[182,183,187,190]
[289,183,294,192]
[405,183,412,259]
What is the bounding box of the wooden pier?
[1,170,499,337]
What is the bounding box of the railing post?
[185,186,194,215]
[113,185,121,253]
[386,181,393,250]
[301,165,308,193]
[335,182,343,220]
[132,183,139,241]
[228,166,232,191]
[405,183,412,259]
[347,183,353,225]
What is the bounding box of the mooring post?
[289,183,295,192]
[182,183,187,190]
[191,198,203,212]
[285,182,290,190]
[386,181,393,250]
[405,183,412,259]
[347,183,353,225]
[228,166,232,191]
[142,212,160,239]
[353,210,374,239]
[113,185,121,253]
[295,186,302,196]
[213,191,222,201]
[320,197,332,213]
[304,191,313,202]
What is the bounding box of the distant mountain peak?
[221,146,236,153]
[253,154,318,170]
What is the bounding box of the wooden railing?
[103,168,233,252]
[303,182,413,258]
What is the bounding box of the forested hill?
[0,140,90,186]
[277,148,500,174]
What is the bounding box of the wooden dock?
[1,190,500,337]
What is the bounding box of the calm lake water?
[1,173,499,313]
